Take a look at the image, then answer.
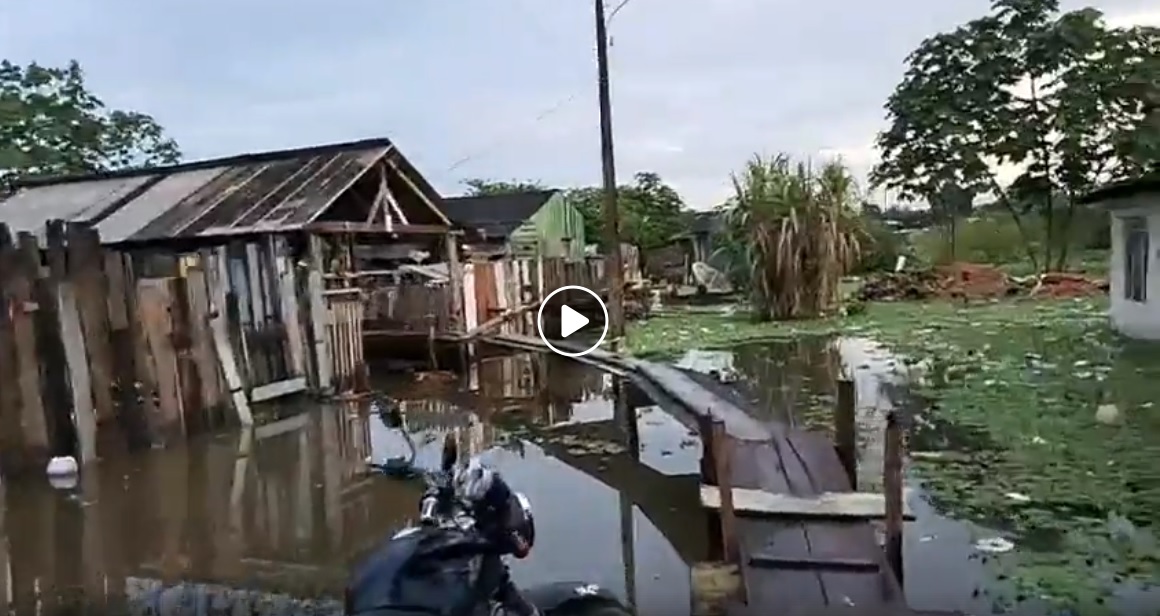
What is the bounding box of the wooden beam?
[302,222,451,235]
[748,553,881,572]
[462,303,538,339]
[387,157,451,225]
[249,377,306,403]
[700,485,915,521]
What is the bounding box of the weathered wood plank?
[275,240,305,377]
[306,235,331,391]
[185,266,223,413]
[170,271,204,432]
[0,225,24,468]
[211,311,252,426]
[701,485,915,520]
[11,232,50,466]
[249,377,306,403]
[57,282,96,462]
[67,224,116,429]
[748,553,881,572]
[136,278,184,439]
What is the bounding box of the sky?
[1,0,1157,209]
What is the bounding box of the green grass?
[627,298,1160,612]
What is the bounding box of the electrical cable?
[442,0,640,174]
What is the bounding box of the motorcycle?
[345,434,632,616]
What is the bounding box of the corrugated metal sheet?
[0,175,157,237]
[96,167,227,244]
[0,139,394,244]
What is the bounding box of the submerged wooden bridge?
[481,333,956,616]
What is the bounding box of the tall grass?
[722,154,864,320]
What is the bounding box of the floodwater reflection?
[0,351,699,615]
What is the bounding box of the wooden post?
[137,278,185,440]
[697,413,724,558]
[835,378,857,489]
[883,411,905,587]
[17,228,57,464]
[697,413,717,484]
[66,225,116,437]
[445,232,464,333]
[0,225,23,469]
[306,235,332,393]
[710,418,739,565]
[170,270,205,434]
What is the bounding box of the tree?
[565,172,689,251]
[0,60,181,183]
[871,0,1159,272]
[461,178,548,196]
[562,186,604,245]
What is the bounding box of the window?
[1123,216,1149,303]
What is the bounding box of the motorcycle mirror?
[441,433,458,472]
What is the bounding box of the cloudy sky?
[1,0,1156,208]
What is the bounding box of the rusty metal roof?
[0,138,408,244]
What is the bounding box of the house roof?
[1079,169,1160,205]
[0,137,445,245]
[440,190,557,239]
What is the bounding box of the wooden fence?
[0,221,318,476]
[463,256,609,338]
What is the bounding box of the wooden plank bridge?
[481,333,958,616]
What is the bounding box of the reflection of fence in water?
[0,405,438,610]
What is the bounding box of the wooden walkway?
[480,334,955,616]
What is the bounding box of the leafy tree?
[565,172,689,251]
[464,173,691,251]
[461,178,548,196]
[0,60,181,183]
[561,186,604,245]
[871,0,1159,272]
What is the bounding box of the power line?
[444,91,586,173]
[443,0,637,174]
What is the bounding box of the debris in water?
[1095,403,1120,425]
[974,537,1015,554]
[691,562,741,616]
[1005,492,1031,503]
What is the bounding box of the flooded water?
[0,353,703,615]
[672,337,1160,616]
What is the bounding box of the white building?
[1082,173,1160,339]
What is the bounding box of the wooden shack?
[0,138,460,471]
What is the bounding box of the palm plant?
[723,154,864,320]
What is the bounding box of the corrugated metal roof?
[0,138,399,244]
[441,190,557,239]
[0,175,159,239]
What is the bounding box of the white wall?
[1107,192,1160,339]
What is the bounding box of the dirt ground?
[856,262,1108,302]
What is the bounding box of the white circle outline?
[535,285,609,358]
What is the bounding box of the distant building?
[441,190,586,261]
[1081,171,1160,339]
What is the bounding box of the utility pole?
[594,0,625,348]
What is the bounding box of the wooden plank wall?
[324,289,366,395]
[0,221,312,477]
[363,282,451,334]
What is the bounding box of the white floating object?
[46,455,78,477]
[1095,403,1120,425]
[49,475,78,491]
[1005,492,1031,503]
[973,537,1015,554]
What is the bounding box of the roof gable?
[0,137,445,244]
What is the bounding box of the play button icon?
[559,304,590,338]
[536,285,609,357]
